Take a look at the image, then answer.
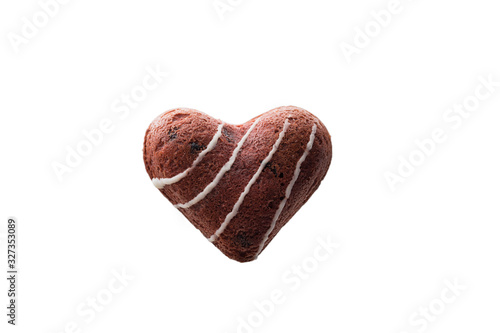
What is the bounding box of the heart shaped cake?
[143,106,332,262]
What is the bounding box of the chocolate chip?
[168,126,178,140]
[223,127,234,143]
[265,162,278,176]
[189,142,206,153]
[234,232,251,248]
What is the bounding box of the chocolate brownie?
[143,106,332,262]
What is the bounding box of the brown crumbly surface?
[143,106,332,262]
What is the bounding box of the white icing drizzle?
[152,123,224,189]
[255,123,317,259]
[208,119,291,243]
[174,117,262,209]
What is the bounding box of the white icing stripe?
[152,124,224,189]
[255,124,317,258]
[208,119,291,243]
[174,118,262,209]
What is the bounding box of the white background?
[1,0,500,332]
